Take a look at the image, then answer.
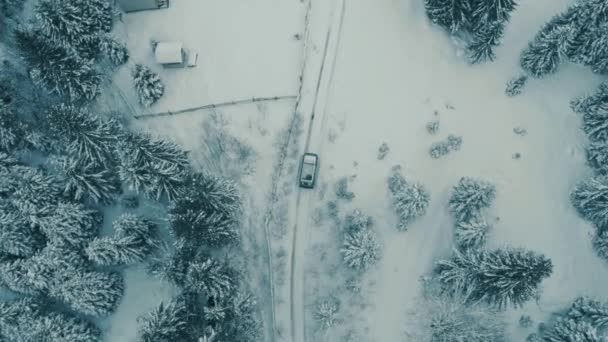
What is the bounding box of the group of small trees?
[519,0,608,78]
[449,177,495,249]
[527,297,608,341]
[570,83,608,262]
[387,165,430,231]
[340,209,382,271]
[424,0,518,63]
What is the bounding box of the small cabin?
[118,0,169,13]
[153,41,198,68]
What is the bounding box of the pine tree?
[592,229,608,261]
[314,297,340,330]
[0,211,43,257]
[53,156,121,204]
[571,177,608,228]
[467,20,503,64]
[205,288,262,342]
[387,167,430,231]
[137,297,189,342]
[0,104,23,152]
[586,141,608,175]
[343,209,373,232]
[185,256,236,299]
[47,104,121,166]
[132,64,165,107]
[146,240,192,286]
[567,297,608,329]
[14,27,102,102]
[37,202,100,247]
[169,173,241,247]
[582,104,608,143]
[38,311,102,342]
[424,0,471,33]
[117,132,189,201]
[341,228,382,270]
[50,271,124,316]
[449,177,496,222]
[99,35,129,66]
[471,0,517,24]
[544,318,599,342]
[85,214,157,266]
[435,247,553,308]
[0,257,52,295]
[454,212,490,249]
[520,27,563,78]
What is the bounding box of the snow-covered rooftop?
[154,41,183,64]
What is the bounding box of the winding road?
[289,1,346,341]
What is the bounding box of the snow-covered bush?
[571,176,608,228]
[593,229,608,261]
[99,36,129,66]
[520,315,533,328]
[387,166,430,231]
[377,142,390,160]
[435,247,553,308]
[343,209,373,232]
[506,75,528,97]
[137,297,189,342]
[169,173,241,247]
[335,176,355,201]
[426,120,439,135]
[50,271,124,316]
[341,228,382,271]
[314,297,340,330]
[132,64,165,107]
[429,134,462,159]
[454,213,491,249]
[449,177,496,222]
[586,142,608,175]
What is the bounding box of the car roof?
[303,154,317,163]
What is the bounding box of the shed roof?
[155,42,183,64]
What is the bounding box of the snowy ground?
[114,0,608,341]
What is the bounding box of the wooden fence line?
[134,95,297,119]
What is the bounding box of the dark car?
[299,153,319,189]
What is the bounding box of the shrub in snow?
[449,177,496,222]
[526,333,542,342]
[586,142,608,175]
[429,134,463,159]
[505,75,528,97]
[50,271,124,316]
[426,120,440,135]
[185,256,235,299]
[377,141,390,160]
[335,176,355,201]
[121,194,139,209]
[520,315,533,328]
[341,228,382,270]
[435,247,553,308]
[343,209,373,232]
[137,297,189,342]
[52,156,121,204]
[593,229,608,262]
[169,173,241,247]
[132,64,165,107]
[99,36,129,66]
[327,199,340,223]
[387,166,430,231]
[454,213,491,249]
[571,176,608,228]
[14,27,102,102]
[314,297,340,330]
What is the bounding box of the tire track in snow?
[290,1,345,341]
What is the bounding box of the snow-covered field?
[114,0,608,341]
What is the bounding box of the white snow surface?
[113,0,608,341]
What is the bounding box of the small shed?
[154,41,184,66]
[118,0,168,13]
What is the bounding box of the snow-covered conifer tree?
[592,229,608,261]
[571,177,608,228]
[586,142,608,175]
[14,27,102,101]
[146,239,192,286]
[117,132,189,201]
[47,104,121,166]
[185,256,236,299]
[449,177,496,222]
[343,209,373,232]
[0,257,52,294]
[50,271,124,316]
[137,297,189,342]
[37,202,99,247]
[314,297,340,330]
[132,64,165,107]
[169,173,241,247]
[424,0,471,33]
[544,319,599,342]
[99,35,129,66]
[53,156,121,203]
[467,21,503,64]
[435,247,553,308]
[520,27,563,78]
[505,75,528,97]
[0,104,23,152]
[471,0,517,24]
[454,212,490,249]
[341,228,382,270]
[387,166,430,231]
[0,211,43,257]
